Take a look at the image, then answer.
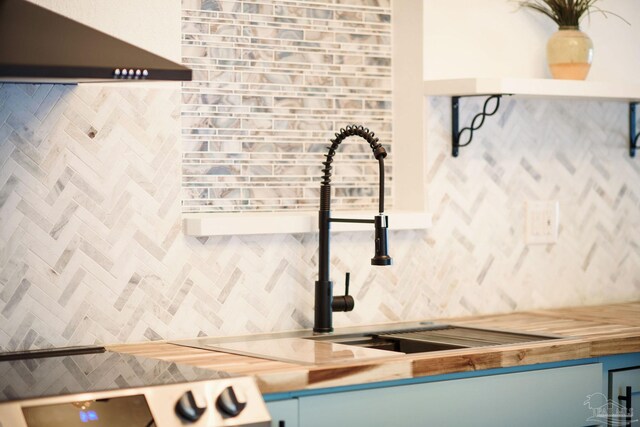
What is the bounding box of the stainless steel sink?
[173,323,566,365]
[304,325,562,354]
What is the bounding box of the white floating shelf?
[423,78,640,102]
[183,211,432,236]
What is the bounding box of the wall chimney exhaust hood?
[0,0,192,83]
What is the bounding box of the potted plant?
[517,0,627,80]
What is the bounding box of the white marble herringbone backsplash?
[1,84,638,352]
[424,97,640,315]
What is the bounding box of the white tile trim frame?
[183,210,432,236]
[392,0,427,212]
[180,0,431,235]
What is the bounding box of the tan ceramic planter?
[546,27,594,80]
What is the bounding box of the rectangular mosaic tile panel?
[181,0,393,212]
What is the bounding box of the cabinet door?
[299,364,602,427]
[609,367,640,427]
[267,399,298,427]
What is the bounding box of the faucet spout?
[313,125,392,333]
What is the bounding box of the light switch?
[525,201,559,245]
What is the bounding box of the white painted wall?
[26,0,181,62]
[423,0,640,81]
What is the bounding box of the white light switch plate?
[525,201,559,245]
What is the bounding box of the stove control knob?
[175,390,206,422]
[216,385,247,417]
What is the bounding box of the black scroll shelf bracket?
[450,95,638,158]
[631,102,639,158]
[451,95,505,157]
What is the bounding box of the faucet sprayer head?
[371,215,392,266]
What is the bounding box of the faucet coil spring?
[321,125,386,187]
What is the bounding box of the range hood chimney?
[0,0,192,83]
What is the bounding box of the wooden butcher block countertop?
[108,301,640,394]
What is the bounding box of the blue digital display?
[79,410,98,422]
[23,394,153,426]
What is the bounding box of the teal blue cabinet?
[296,364,601,427]
[603,354,640,427]
[609,367,639,426]
[264,354,640,427]
[266,398,298,427]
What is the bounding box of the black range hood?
[0,0,192,83]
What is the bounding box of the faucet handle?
[332,272,355,313]
[344,272,350,296]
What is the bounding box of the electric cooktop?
[0,346,228,402]
[0,346,271,426]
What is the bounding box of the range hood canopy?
[0,0,192,83]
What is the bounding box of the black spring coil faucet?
[314,125,392,333]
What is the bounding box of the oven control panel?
[0,376,270,427]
